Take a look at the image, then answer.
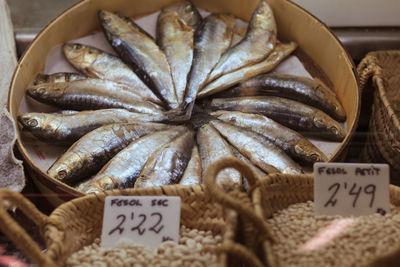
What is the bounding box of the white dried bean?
[267,201,400,266]
[65,225,223,267]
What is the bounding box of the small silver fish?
[177,0,202,31]
[80,126,188,193]
[63,43,162,105]
[179,144,202,185]
[209,96,346,141]
[182,13,235,115]
[215,73,346,122]
[212,110,328,164]
[135,130,195,188]
[230,144,270,179]
[197,123,242,186]
[207,0,277,82]
[198,42,297,98]
[18,109,167,144]
[157,6,195,104]
[99,10,179,109]
[210,120,303,174]
[26,78,165,114]
[33,72,86,85]
[230,26,247,48]
[47,122,169,184]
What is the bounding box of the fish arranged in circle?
[20,0,347,193]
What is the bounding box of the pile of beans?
[66,225,223,267]
[266,201,400,266]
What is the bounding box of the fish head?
[47,163,71,182]
[178,0,202,30]
[63,43,99,69]
[27,84,66,100]
[48,153,83,183]
[33,73,50,85]
[80,179,115,194]
[18,113,49,131]
[315,84,347,122]
[98,10,132,38]
[313,111,346,141]
[18,113,64,141]
[81,184,102,194]
[294,139,329,163]
[92,176,116,192]
[283,166,303,175]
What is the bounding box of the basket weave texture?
[358,50,400,184]
[0,184,260,267]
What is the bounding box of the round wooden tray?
[8,0,360,206]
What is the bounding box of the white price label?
[314,163,390,217]
[101,196,181,249]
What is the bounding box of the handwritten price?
[109,212,165,236]
[101,196,181,248]
[324,182,376,208]
[314,163,389,217]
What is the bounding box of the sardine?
[63,43,162,105]
[26,78,164,114]
[47,122,169,184]
[214,73,346,122]
[197,123,242,186]
[198,42,297,98]
[156,6,194,104]
[212,110,328,164]
[80,126,188,193]
[176,0,202,31]
[135,130,195,188]
[182,13,235,114]
[179,144,202,185]
[209,96,346,141]
[99,10,178,109]
[18,109,167,144]
[210,120,303,174]
[230,26,247,48]
[230,144,270,179]
[52,110,79,115]
[207,1,277,82]
[33,72,86,85]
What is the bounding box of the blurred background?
[6,0,400,60]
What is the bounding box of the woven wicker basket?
[0,185,263,267]
[358,50,400,184]
[204,157,400,267]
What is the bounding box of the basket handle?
[209,241,265,267]
[357,53,383,91]
[204,157,275,242]
[0,188,56,266]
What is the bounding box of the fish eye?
[310,153,320,162]
[330,126,339,134]
[57,170,67,179]
[37,87,47,94]
[27,119,38,127]
[73,44,82,50]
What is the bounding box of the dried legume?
[65,225,222,267]
[267,201,400,266]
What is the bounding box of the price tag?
[101,196,181,249]
[314,163,390,217]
